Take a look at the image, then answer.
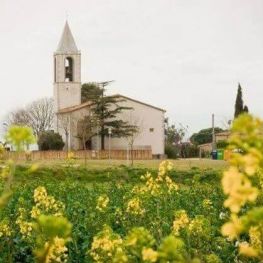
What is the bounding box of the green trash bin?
[217,149,224,160]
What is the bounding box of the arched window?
[65,57,74,82]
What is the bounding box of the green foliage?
[165,144,178,159]
[34,215,72,240]
[158,236,187,262]
[234,83,249,118]
[81,82,103,103]
[216,140,229,149]
[81,82,136,150]
[124,227,155,259]
[0,164,239,262]
[190,127,223,145]
[38,130,65,151]
[5,125,35,151]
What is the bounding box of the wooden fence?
[4,149,152,161]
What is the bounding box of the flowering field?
[1,114,263,262]
[0,163,235,262]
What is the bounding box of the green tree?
[81,83,103,103]
[81,81,136,150]
[38,130,65,151]
[190,127,223,145]
[234,83,249,118]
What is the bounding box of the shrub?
[216,140,228,149]
[38,130,64,151]
[165,144,178,159]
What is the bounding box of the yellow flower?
[142,248,158,262]
[221,215,243,240]
[222,167,258,213]
[126,197,145,216]
[202,199,212,208]
[44,236,68,263]
[96,195,110,212]
[249,226,262,252]
[0,220,12,238]
[172,210,189,236]
[239,242,258,258]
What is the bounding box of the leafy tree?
[38,130,64,151]
[5,126,35,151]
[81,82,136,150]
[81,83,103,103]
[165,119,189,158]
[216,140,229,149]
[234,83,249,118]
[190,127,224,145]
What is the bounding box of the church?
[53,22,165,156]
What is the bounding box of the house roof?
[215,131,230,136]
[57,94,166,114]
[56,21,79,53]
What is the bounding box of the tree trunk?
[131,143,134,166]
[101,124,105,150]
[65,132,69,152]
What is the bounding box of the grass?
[18,158,228,171]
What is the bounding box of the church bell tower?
[53,21,81,116]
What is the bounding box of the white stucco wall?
[102,98,165,155]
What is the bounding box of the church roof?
[57,94,165,114]
[115,94,166,112]
[56,21,79,53]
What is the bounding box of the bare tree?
[125,112,142,166]
[7,97,54,136]
[57,113,71,151]
[76,114,97,150]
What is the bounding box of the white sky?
[0,0,263,139]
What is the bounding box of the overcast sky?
[0,0,263,138]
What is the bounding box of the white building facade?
[54,22,165,156]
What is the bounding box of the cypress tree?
[234,83,244,118]
[243,105,249,113]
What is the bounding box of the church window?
[65,57,74,82]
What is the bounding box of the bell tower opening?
[65,57,74,82]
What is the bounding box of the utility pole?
[212,114,216,151]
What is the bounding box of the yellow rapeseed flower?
[142,247,158,262]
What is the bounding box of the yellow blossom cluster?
[126,197,145,216]
[96,195,109,212]
[239,225,263,258]
[202,199,212,208]
[222,166,258,214]
[44,236,68,263]
[16,207,33,238]
[31,186,65,218]
[188,217,205,237]
[139,161,178,196]
[172,210,190,236]
[0,219,12,238]
[89,226,124,263]
[221,114,263,259]
[67,151,75,159]
[142,247,158,262]
[221,214,243,240]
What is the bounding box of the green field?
[20,158,228,171]
[0,159,243,262]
